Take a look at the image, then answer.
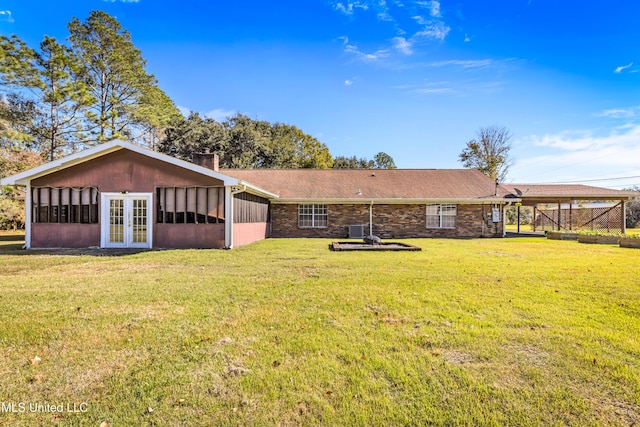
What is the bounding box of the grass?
[0,231,638,426]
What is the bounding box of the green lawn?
[0,232,638,426]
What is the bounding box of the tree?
[624,186,640,228]
[68,10,173,144]
[159,113,334,169]
[159,112,228,161]
[1,33,93,160]
[129,84,182,150]
[374,152,396,169]
[0,93,41,151]
[459,125,512,181]
[332,152,396,169]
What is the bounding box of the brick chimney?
[192,148,219,172]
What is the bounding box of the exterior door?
[101,193,152,248]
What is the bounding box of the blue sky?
[1,0,640,188]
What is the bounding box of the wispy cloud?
[596,106,640,119]
[333,0,451,62]
[332,1,369,15]
[205,108,236,122]
[614,62,633,73]
[177,106,236,122]
[392,36,413,55]
[344,79,354,86]
[0,10,14,23]
[103,0,140,3]
[517,126,640,175]
[398,78,504,96]
[428,58,508,69]
[340,36,390,62]
[417,0,442,18]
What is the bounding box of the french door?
[101,193,152,248]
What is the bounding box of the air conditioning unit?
[349,224,365,239]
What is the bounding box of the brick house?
[0,141,632,249]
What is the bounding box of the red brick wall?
[270,203,503,238]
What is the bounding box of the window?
[31,187,99,224]
[298,204,328,228]
[156,187,225,224]
[426,204,456,229]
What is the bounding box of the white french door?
[101,193,152,248]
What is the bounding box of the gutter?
[272,197,520,205]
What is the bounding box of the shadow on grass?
[0,234,24,242]
[0,243,154,257]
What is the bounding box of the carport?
[503,184,634,234]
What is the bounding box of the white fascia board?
[521,193,630,200]
[271,197,520,205]
[236,181,279,200]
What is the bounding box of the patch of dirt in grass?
[587,397,640,426]
[477,251,523,257]
[441,350,476,365]
[510,344,550,368]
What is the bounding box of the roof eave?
[272,197,519,204]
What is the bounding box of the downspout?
[225,184,246,249]
[24,184,31,249]
[369,201,373,237]
[481,203,485,237]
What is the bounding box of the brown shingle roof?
[502,184,634,200]
[221,168,510,201]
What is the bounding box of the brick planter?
[619,238,640,249]
[577,235,620,245]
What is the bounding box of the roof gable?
[1,140,244,187]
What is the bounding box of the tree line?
[0,9,395,172]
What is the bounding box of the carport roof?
[501,184,635,204]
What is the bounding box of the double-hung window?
[426,204,456,229]
[298,204,328,228]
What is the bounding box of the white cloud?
[414,21,450,41]
[429,59,495,69]
[332,1,369,15]
[334,1,451,62]
[392,36,413,55]
[614,62,633,73]
[177,106,236,121]
[205,108,236,122]
[513,125,640,182]
[103,0,140,3]
[428,1,442,17]
[464,33,471,42]
[344,79,353,86]
[0,10,14,23]
[340,36,390,61]
[596,106,640,119]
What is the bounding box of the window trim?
[298,203,328,228]
[426,203,457,229]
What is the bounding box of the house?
[0,141,633,249]
[0,141,276,249]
